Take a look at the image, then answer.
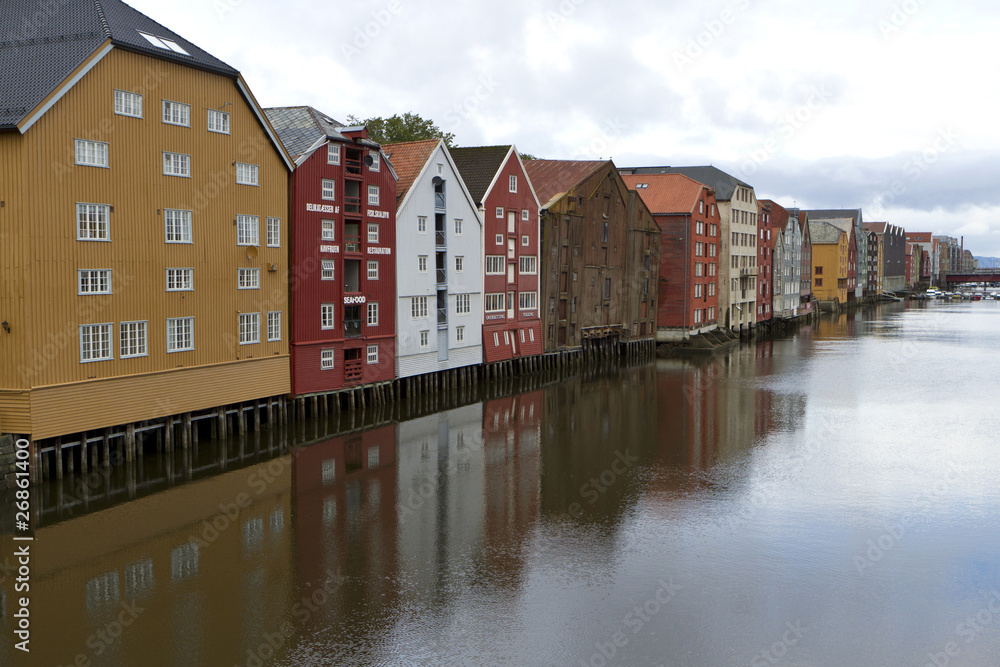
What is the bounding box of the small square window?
[80,323,113,362]
[162,100,190,127]
[78,269,112,294]
[522,235,529,246]
[321,349,335,369]
[163,152,191,177]
[522,209,529,221]
[322,179,335,200]
[236,163,258,186]
[75,139,108,167]
[367,345,378,364]
[238,268,260,289]
[321,260,335,280]
[327,143,340,165]
[114,90,142,118]
[496,234,503,245]
[77,203,110,240]
[367,261,378,280]
[207,109,230,134]
[368,223,379,243]
[239,313,260,345]
[321,219,336,240]
[369,151,380,171]
[496,207,504,219]
[368,185,379,206]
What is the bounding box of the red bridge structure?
[943,271,1000,286]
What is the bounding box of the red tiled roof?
[382,139,441,205]
[863,222,888,234]
[621,173,706,215]
[906,232,933,242]
[523,159,606,209]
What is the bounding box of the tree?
[519,152,538,161]
[347,112,455,147]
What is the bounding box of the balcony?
[438,307,448,325]
[434,191,445,210]
[437,268,447,286]
[344,358,362,382]
[740,267,758,276]
[345,235,361,253]
[435,230,446,248]
[345,195,361,215]
[345,149,362,175]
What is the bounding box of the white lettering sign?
[306,203,339,214]
[344,295,367,305]
[367,209,390,219]
[320,245,340,254]
[368,247,392,255]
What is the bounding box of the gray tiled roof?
[809,220,844,244]
[449,145,511,205]
[1,0,237,129]
[263,106,351,162]
[619,165,752,201]
[802,209,863,226]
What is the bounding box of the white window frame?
[238,268,260,289]
[368,185,380,206]
[75,139,108,167]
[369,150,380,171]
[456,294,470,314]
[166,317,194,353]
[321,349,335,370]
[80,323,113,362]
[321,219,336,240]
[496,207,503,219]
[162,100,190,127]
[456,326,465,342]
[367,223,379,243]
[164,209,192,243]
[236,163,259,186]
[418,216,427,233]
[114,90,142,118]
[237,214,259,246]
[419,331,429,348]
[78,268,112,295]
[367,260,378,280]
[239,312,260,345]
[411,296,428,319]
[495,233,503,245]
[418,256,428,273]
[207,108,230,134]
[454,218,463,235]
[519,255,537,274]
[267,311,282,341]
[321,260,335,281]
[519,291,537,310]
[367,302,379,326]
[76,203,110,240]
[455,256,464,272]
[509,175,517,193]
[119,321,148,359]
[321,304,335,330]
[367,345,379,364]
[163,151,191,177]
[485,293,505,313]
[267,217,280,247]
[486,256,505,274]
[327,143,341,165]
[166,268,194,291]
[522,235,529,246]
[322,179,335,200]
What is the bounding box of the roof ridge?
[92,0,112,39]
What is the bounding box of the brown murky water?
[3,301,1000,666]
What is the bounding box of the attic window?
[137,31,190,55]
[636,183,648,189]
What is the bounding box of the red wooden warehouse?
[622,173,719,341]
[450,145,543,364]
[265,106,398,395]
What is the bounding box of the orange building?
[0,1,292,449]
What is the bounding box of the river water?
[2,301,999,666]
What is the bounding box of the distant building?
[803,209,867,298]
[792,209,814,312]
[906,232,935,286]
[807,216,857,301]
[864,223,906,292]
[382,140,484,378]
[0,0,293,440]
[762,201,803,319]
[526,160,660,351]
[449,146,543,364]
[622,173,720,341]
[809,221,850,306]
[757,201,775,322]
[265,106,398,396]
[621,166,759,332]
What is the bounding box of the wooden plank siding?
[0,47,291,437]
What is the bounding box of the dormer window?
[137,31,190,55]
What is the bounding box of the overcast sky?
[130,0,1000,256]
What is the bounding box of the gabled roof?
[809,220,845,244]
[449,145,512,205]
[803,209,863,226]
[381,139,441,206]
[523,159,606,209]
[1,0,236,130]
[863,222,888,234]
[621,173,707,215]
[619,165,752,201]
[759,199,792,233]
[264,106,351,162]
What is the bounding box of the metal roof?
[263,106,351,162]
[1,0,237,129]
[619,165,752,201]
